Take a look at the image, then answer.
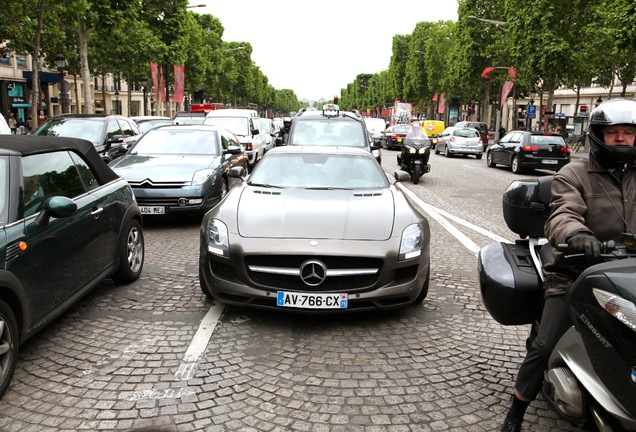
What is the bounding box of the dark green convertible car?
[0,135,145,398]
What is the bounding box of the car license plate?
[541,159,558,165]
[277,292,348,309]
[140,206,166,215]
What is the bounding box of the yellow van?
[421,120,445,148]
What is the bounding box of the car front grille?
[244,255,383,291]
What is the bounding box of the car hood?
[237,187,395,240]
[110,154,218,181]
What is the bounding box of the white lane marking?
[174,302,225,381]
[394,181,511,255]
[128,387,196,401]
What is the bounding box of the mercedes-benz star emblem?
[300,260,327,286]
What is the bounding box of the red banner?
[173,65,185,104]
[437,94,445,114]
[150,62,166,103]
[501,80,515,109]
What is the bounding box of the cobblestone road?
[0,150,584,431]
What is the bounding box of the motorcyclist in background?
[276,117,292,146]
[500,98,636,432]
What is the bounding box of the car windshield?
[248,153,388,189]
[260,120,272,134]
[203,117,250,136]
[174,118,206,125]
[364,119,386,130]
[291,120,365,146]
[35,118,104,143]
[0,157,8,224]
[530,135,566,146]
[131,129,219,155]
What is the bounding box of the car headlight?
[192,168,214,185]
[399,223,423,260]
[207,219,229,257]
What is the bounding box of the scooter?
[477,176,636,431]
[396,141,431,185]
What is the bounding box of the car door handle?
[92,207,104,218]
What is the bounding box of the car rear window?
[454,129,480,138]
[530,135,566,146]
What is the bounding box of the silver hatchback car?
[434,126,484,159]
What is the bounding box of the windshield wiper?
[248,182,283,188]
[305,187,353,190]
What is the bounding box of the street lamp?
[114,89,120,115]
[55,52,70,114]
[468,15,510,140]
[596,96,603,107]
[140,77,148,116]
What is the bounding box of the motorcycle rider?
[500,98,636,432]
[276,117,292,146]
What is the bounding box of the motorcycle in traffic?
[477,176,636,432]
[395,127,431,184]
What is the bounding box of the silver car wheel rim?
[0,318,12,379]
[127,226,143,273]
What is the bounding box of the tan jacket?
[543,153,636,297]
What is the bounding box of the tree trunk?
[77,15,94,114]
[30,0,45,132]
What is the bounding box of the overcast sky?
[196,1,459,101]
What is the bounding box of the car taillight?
[248,143,253,151]
[450,136,456,142]
[392,135,398,139]
[522,145,539,151]
[562,147,571,153]
[486,133,490,140]
[478,137,483,143]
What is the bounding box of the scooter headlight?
[593,288,636,332]
[408,147,416,154]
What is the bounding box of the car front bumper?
[200,236,430,313]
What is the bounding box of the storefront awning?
[22,71,62,83]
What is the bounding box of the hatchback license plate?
[541,159,558,165]
[140,206,166,215]
[277,292,348,309]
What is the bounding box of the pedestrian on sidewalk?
[572,132,586,153]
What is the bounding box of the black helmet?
[283,117,292,128]
[588,98,636,167]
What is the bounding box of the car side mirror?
[228,166,247,179]
[108,134,124,144]
[224,145,243,155]
[251,128,259,136]
[35,196,77,227]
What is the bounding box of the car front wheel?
[0,299,19,399]
[111,219,144,283]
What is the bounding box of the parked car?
[0,135,144,398]
[203,109,267,170]
[435,126,484,159]
[364,117,388,147]
[486,130,571,174]
[132,116,173,134]
[199,146,431,313]
[0,112,10,134]
[381,124,412,150]
[287,105,382,163]
[33,114,142,163]
[453,121,490,146]
[109,125,248,216]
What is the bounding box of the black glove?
[567,233,602,260]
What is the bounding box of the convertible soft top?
[0,135,119,184]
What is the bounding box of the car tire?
[476,154,483,160]
[444,147,451,158]
[111,219,144,284]
[199,267,214,300]
[0,299,19,399]
[434,145,440,155]
[486,152,496,167]
[511,156,522,174]
[414,268,430,304]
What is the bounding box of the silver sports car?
[199,146,431,313]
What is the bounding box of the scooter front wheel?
[412,164,421,184]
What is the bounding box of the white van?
[203,109,267,169]
[0,113,11,134]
